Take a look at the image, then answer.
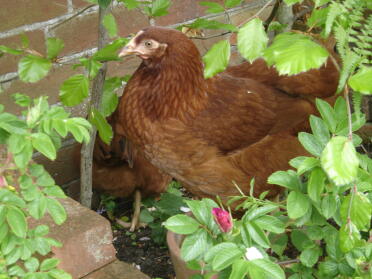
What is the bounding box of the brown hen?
[115,27,339,205]
[76,112,171,230]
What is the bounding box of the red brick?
[1,64,83,114]
[30,197,116,279]
[113,6,149,37]
[54,12,99,56]
[0,0,68,32]
[72,0,94,9]
[35,141,80,186]
[0,31,46,75]
[83,260,150,279]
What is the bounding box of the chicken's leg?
[130,190,141,232]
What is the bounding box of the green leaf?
[34,225,49,236]
[245,221,270,248]
[186,199,219,233]
[40,258,59,271]
[8,133,26,154]
[46,38,64,60]
[339,222,361,253]
[164,214,200,234]
[12,93,31,107]
[297,157,320,175]
[46,198,66,225]
[300,246,322,267]
[28,196,47,219]
[76,58,102,79]
[204,242,238,262]
[98,0,111,8]
[263,33,328,75]
[298,132,323,157]
[309,115,330,146]
[6,205,27,238]
[287,191,311,219]
[307,6,330,28]
[315,98,337,133]
[200,1,225,13]
[247,259,285,279]
[289,156,307,169]
[101,78,121,117]
[151,0,171,17]
[212,246,243,271]
[31,133,56,160]
[340,193,372,230]
[245,204,279,221]
[34,236,52,255]
[25,257,40,272]
[229,259,249,279]
[13,141,33,169]
[120,0,139,10]
[48,268,72,279]
[181,228,210,261]
[93,38,128,61]
[307,167,326,203]
[237,18,268,62]
[321,136,359,186]
[18,55,52,83]
[203,40,230,79]
[255,215,285,234]
[270,234,287,256]
[0,45,23,55]
[59,74,89,106]
[89,108,113,144]
[43,186,66,198]
[321,194,338,219]
[267,170,301,190]
[225,0,242,8]
[5,247,21,265]
[348,66,372,95]
[103,13,118,38]
[185,18,238,32]
[291,229,313,251]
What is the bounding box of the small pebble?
[139,237,151,241]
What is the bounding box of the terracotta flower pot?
[167,230,218,279]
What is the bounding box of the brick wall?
[0,0,273,196]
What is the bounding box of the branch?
[80,4,110,208]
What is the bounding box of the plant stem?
[80,4,110,208]
[343,86,353,140]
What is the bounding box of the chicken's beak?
[118,39,137,57]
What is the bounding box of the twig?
[276,259,300,266]
[80,4,110,208]
[238,0,275,28]
[191,31,231,40]
[49,4,96,31]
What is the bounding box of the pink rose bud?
[212,208,232,233]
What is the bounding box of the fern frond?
[337,50,361,93]
[351,91,363,121]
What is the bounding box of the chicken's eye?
[144,41,152,48]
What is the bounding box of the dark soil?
[98,197,176,279]
[112,226,175,279]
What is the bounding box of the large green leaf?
[238,18,268,62]
[245,221,270,248]
[31,133,56,160]
[339,222,361,253]
[267,170,301,191]
[348,66,372,95]
[203,40,230,79]
[103,13,118,38]
[307,167,326,203]
[309,115,330,147]
[287,191,311,219]
[181,228,210,261]
[59,74,89,106]
[264,33,329,75]
[255,215,285,234]
[151,0,171,17]
[204,242,238,262]
[229,259,249,279]
[164,214,200,234]
[46,198,66,225]
[320,136,359,186]
[247,259,285,279]
[212,246,243,271]
[340,193,372,230]
[6,205,27,238]
[89,108,113,144]
[46,38,64,60]
[18,55,52,83]
[298,132,323,157]
[300,246,322,267]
